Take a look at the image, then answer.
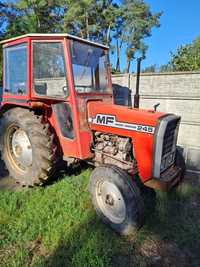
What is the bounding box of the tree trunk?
[125,53,131,73]
[127,60,131,73]
[106,24,111,45]
[32,4,41,31]
[115,39,120,72]
[85,10,89,39]
[115,39,123,72]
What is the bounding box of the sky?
[2,0,200,73]
[111,0,200,72]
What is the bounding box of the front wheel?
[89,165,144,235]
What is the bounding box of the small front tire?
[89,165,144,235]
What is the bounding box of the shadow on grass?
[44,215,149,267]
[138,181,200,266]
[44,160,91,187]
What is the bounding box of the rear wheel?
[89,165,144,235]
[0,108,57,186]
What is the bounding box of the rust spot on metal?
[30,101,46,108]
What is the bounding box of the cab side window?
[32,42,68,98]
[4,43,27,95]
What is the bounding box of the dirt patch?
[26,236,47,266]
[140,237,194,267]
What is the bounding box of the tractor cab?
[1,34,112,99]
[0,34,112,160]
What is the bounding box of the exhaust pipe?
[134,57,142,108]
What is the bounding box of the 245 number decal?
[136,125,154,133]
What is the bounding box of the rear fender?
[0,103,30,117]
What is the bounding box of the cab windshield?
[70,40,110,93]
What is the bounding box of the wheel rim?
[6,125,32,171]
[96,180,126,224]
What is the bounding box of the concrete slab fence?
[112,71,200,174]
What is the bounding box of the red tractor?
[0,34,184,235]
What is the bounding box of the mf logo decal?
[88,114,155,134]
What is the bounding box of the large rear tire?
[0,108,57,186]
[89,165,144,235]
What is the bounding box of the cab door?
[31,39,81,158]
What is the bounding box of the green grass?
[0,168,200,267]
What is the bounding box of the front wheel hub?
[96,180,126,224]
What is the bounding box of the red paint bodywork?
[0,34,176,185]
[87,102,165,182]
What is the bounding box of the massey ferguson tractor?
[0,34,184,235]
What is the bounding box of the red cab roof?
[0,33,109,49]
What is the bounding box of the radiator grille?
[153,114,181,179]
[162,120,178,156]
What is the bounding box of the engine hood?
[87,102,166,136]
